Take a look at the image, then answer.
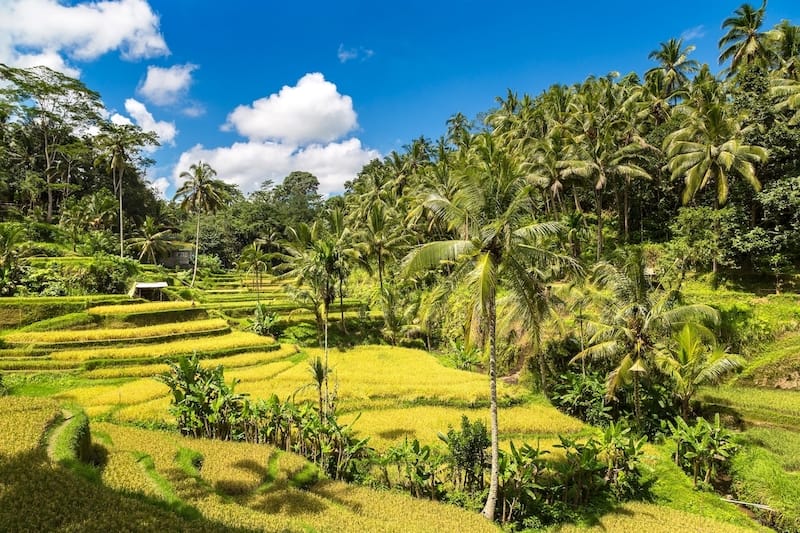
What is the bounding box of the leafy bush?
[251,304,278,336]
[159,356,247,440]
[549,372,612,427]
[196,254,223,274]
[668,414,737,488]
[24,241,65,257]
[68,254,138,294]
[446,340,481,371]
[716,302,772,356]
[439,416,489,492]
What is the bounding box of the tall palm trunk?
[339,276,347,333]
[712,196,719,288]
[118,170,124,258]
[191,211,200,287]
[481,294,499,521]
[595,188,604,261]
[633,373,642,428]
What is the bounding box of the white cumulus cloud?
[224,73,358,145]
[150,177,170,198]
[0,0,168,76]
[138,64,198,106]
[172,138,379,196]
[122,98,177,145]
[171,72,377,197]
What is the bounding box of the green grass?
[736,331,800,388]
[739,427,800,471]
[731,446,800,532]
[698,386,800,428]
[645,445,762,529]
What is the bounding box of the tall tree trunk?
[377,251,384,295]
[481,294,499,522]
[46,172,53,222]
[633,373,642,429]
[573,187,582,213]
[339,276,347,333]
[595,188,603,261]
[712,196,719,288]
[118,169,124,258]
[623,180,630,243]
[191,211,200,287]
[538,350,548,393]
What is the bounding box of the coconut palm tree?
[95,123,158,258]
[128,216,173,264]
[572,249,718,427]
[361,202,407,296]
[766,19,800,78]
[664,100,767,277]
[561,76,652,258]
[173,161,231,287]
[656,323,743,418]
[647,38,699,96]
[719,1,770,74]
[238,240,271,305]
[404,132,576,521]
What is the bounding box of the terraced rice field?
[0,273,776,531]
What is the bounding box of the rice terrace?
[2,1,800,531]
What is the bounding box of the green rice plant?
[554,501,760,532]
[5,318,230,345]
[731,446,800,531]
[740,427,800,471]
[17,312,98,332]
[698,386,800,427]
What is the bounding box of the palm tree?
[279,221,339,414]
[719,1,770,74]
[656,323,743,418]
[664,100,768,277]
[766,20,800,78]
[647,38,699,96]
[361,202,407,296]
[173,161,231,287]
[238,240,271,305]
[404,132,575,521]
[572,249,718,426]
[562,76,652,257]
[95,123,158,258]
[127,216,173,264]
[327,206,359,332]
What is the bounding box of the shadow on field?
[0,449,252,531]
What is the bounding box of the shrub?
[251,304,278,336]
[668,414,737,488]
[549,372,612,427]
[439,416,489,492]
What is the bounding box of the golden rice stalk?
[5,318,229,344]
[51,331,274,361]
[88,301,196,315]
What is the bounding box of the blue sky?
[1,0,797,196]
